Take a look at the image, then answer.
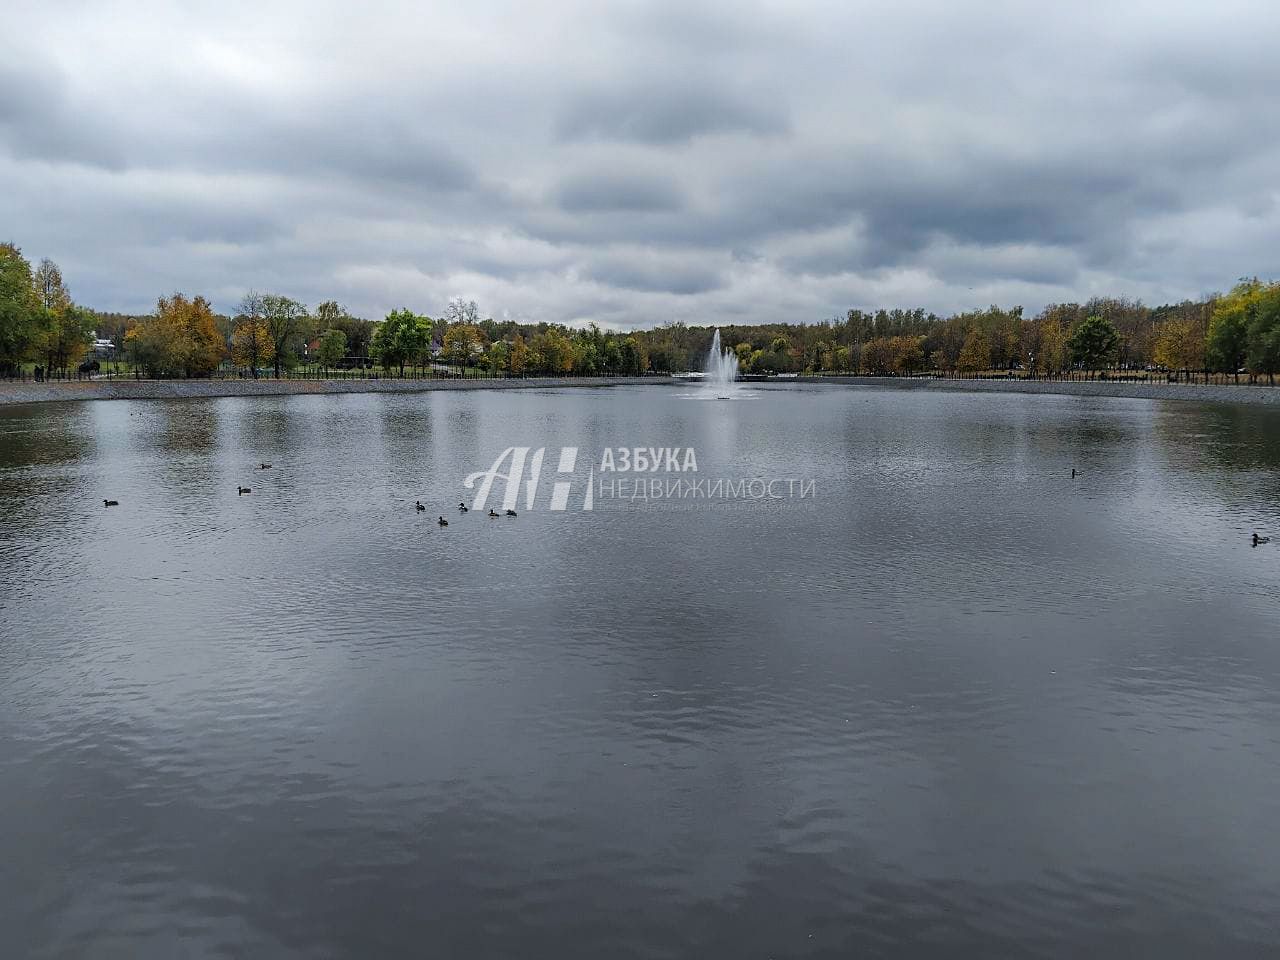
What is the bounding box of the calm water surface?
[1,384,1279,958]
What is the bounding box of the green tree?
[0,244,45,374]
[371,309,430,376]
[1068,315,1120,372]
[482,339,510,373]
[262,294,310,378]
[573,340,599,375]
[317,329,347,370]
[315,301,373,359]
[619,336,645,375]
[28,258,93,373]
[601,338,622,373]
[1245,286,1280,385]
[1208,280,1266,381]
[43,305,95,373]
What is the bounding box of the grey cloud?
[581,255,723,296]
[0,61,129,169]
[920,241,1082,288]
[556,79,787,144]
[554,171,686,213]
[0,57,474,195]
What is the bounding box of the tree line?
[638,284,1280,383]
[3,241,1278,382]
[0,245,651,378]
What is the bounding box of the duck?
[1253,533,1271,547]
[458,502,469,513]
[259,463,272,470]
[505,509,517,517]
[437,516,449,527]
[103,499,119,507]
[415,501,426,511]
[238,486,251,495]
[488,509,500,518]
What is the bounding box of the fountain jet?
[705,329,740,398]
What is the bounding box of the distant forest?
[4,241,1279,382]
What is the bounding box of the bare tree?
[443,298,479,326]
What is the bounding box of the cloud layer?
[2,0,1278,326]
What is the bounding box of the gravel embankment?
[0,376,678,406]
[794,375,1280,407]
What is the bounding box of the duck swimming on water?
[1253,533,1271,547]
[505,509,517,517]
[238,486,251,495]
[458,502,469,512]
[437,516,449,527]
[103,499,119,507]
[488,509,500,518]
[415,501,426,511]
[259,463,272,470]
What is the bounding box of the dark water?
[2,385,1279,959]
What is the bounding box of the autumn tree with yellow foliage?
[442,323,486,367]
[1153,316,1205,381]
[127,294,225,377]
[957,329,991,372]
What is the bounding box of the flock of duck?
[103,460,516,528]
[96,462,1273,546]
[415,501,517,526]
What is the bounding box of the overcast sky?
[2,0,1278,327]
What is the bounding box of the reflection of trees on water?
[149,400,220,457]
[226,398,309,459]
[0,405,95,469]
[1147,403,1280,516]
[1149,404,1280,497]
[0,406,99,530]
[1154,405,1280,474]
[378,395,437,477]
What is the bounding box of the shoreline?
[792,375,1280,407]
[2,373,1279,408]
[0,376,678,406]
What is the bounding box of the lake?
[2,384,1278,958]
